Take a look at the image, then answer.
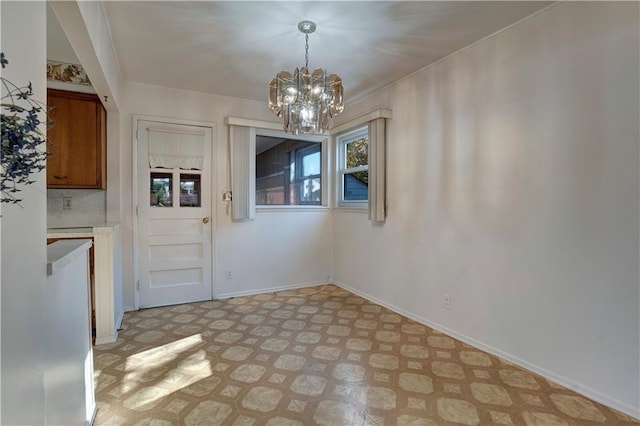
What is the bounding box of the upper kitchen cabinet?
[47,89,106,189]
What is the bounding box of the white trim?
[256,206,329,213]
[330,109,392,135]
[336,203,367,211]
[256,127,326,143]
[94,335,117,345]
[343,165,368,174]
[226,112,394,138]
[86,405,97,426]
[148,127,206,136]
[333,281,640,421]
[132,118,139,310]
[334,207,368,214]
[93,230,116,344]
[215,280,330,300]
[226,116,282,131]
[116,309,125,330]
[321,137,330,206]
[47,81,96,94]
[95,310,123,345]
[337,126,370,208]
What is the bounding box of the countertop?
[47,222,120,238]
[47,239,93,276]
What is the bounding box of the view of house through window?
[150,172,202,207]
[150,172,173,207]
[180,173,201,207]
[338,127,369,204]
[256,136,322,205]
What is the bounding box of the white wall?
[332,2,639,418]
[45,241,94,425]
[120,82,333,308]
[216,210,333,298]
[0,2,47,423]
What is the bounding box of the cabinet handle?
[54,175,68,179]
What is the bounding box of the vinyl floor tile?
[93,285,637,425]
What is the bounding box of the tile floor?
[94,285,638,425]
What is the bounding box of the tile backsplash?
[47,189,106,228]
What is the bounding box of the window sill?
[256,206,329,213]
[335,205,368,214]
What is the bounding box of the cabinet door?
[47,90,106,189]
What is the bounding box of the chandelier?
[269,20,344,135]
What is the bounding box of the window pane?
[256,136,322,205]
[300,178,321,203]
[302,151,320,177]
[343,171,368,201]
[346,137,368,168]
[150,173,172,207]
[180,173,201,207]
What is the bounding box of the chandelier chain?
[304,33,309,69]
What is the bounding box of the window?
[338,126,369,206]
[150,172,173,207]
[179,173,201,207]
[256,136,323,206]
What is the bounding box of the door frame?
[132,114,217,310]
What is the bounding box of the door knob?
[202,217,210,224]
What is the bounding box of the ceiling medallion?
[269,20,344,135]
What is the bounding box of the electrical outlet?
[444,294,451,310]
[63,197,72,210]
[225,269,233,279]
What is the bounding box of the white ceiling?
[47,3,81,64]
[63,2,552,104]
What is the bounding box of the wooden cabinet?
[47,89,106,189]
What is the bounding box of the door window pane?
[180,174,201,207]
[150,173,172,207]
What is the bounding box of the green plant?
[1,52,50,204]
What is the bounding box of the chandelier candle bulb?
[269,20,344,135]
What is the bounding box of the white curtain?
[148,128,205,170]
[229,125,256,221]
[368,118,386,223]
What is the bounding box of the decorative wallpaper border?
[46,60,92,87]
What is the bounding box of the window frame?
[254,128,328,210]
[337,126,369,209]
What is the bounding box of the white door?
[137,120,213,308]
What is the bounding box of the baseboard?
[215,280,330,300]
[116,310,125,331]
[94,334,117,345]
[124,305,135,313]
[86,404,97,426]
[334,281,640,421]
